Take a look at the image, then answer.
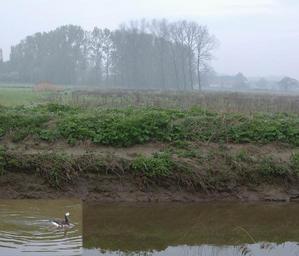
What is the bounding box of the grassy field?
[1,85,299,114]
[0,88,40,106]
[0,86,60,106]
[1,87,299,197]
[69,89,299,113]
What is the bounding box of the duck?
[51,212,71,228]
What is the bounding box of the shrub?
[259,157,290,178]
[131,152,173,177]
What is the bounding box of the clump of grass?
[259,157,291,178]
[4,152,76,188]
[57,108,183,146]
[131,152,173,177]
[0,106,51,141]
[38,129,60,142]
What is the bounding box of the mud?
[0,140,298,202]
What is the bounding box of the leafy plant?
[259,157,290,178]
[0,104,298,146]
[131,152,173,177]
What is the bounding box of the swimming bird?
[51,212,71,228]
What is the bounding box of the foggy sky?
[1,0,298,79]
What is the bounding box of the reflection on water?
[83,203,299,256]
[0,199,82,256]
[85,243,299,256]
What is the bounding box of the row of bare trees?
[1,19,218,90]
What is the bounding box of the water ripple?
[0,200,82,256]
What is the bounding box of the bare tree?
[102,28,114,85]
[88,27,103,85]
[195,26,218,90]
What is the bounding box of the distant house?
[278,77,299,91]
[33,82,63,92]
[210,72,249,90]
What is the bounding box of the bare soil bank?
[1,171,299,202]
[1,140,299,202]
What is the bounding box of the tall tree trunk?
[197,51,201,90]
[188,52,193,90]
[158,39,166,90]
[171,45,179,89]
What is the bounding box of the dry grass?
[69,89,299,113]
[1,85,299,113]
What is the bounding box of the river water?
[1,201,298,255]
[0,199,82,256]
[83,202,299,256]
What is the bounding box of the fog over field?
[1,0,299,80]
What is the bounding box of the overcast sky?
[1,0,298,79]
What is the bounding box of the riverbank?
[1,140,299,202]
[0,104,299,202]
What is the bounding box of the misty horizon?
[0,20,297,81]
[1,0,299,80]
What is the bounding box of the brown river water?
[83,202,299,256]
[1,200,299,255]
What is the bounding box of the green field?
[0,86,63,106]
[0,88,39,106]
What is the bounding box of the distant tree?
[102,29,114,84]
[87,27,104,85]
[1,20,217,90]
[9,25,86,84]
[195,26,218,90]
[278,77,299,91]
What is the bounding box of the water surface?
[0,199,82,256]
[83,202,299,256]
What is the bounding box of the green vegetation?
[291,153,299,171]
[0,104,298,146]
[0,145,298,190]
[1,101,299,193]
[70,90,299,114]
[0,87,47,106]
[1,86,299,114]
[132,152,173,177]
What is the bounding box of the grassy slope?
[0,104,299,193]
[0,104,299,146]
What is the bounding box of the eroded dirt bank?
[0,140,299,202]
[1,171,299,202]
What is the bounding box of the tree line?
[0,19,217,90]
